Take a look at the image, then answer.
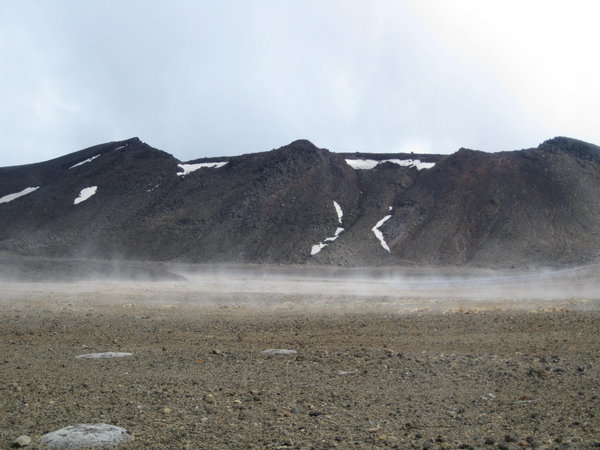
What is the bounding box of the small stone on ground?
[261,348,297,356]
[13,435,32,447]
[75,352,133,359]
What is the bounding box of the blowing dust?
[1,258,598,313]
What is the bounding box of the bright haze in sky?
[1,0,599,166]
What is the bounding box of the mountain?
[1,136,599,268]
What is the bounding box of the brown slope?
[376,137,600,267]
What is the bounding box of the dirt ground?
[1,293,599,449]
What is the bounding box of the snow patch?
[311,242,328,256]
[0,186,39,204]
[372,213,392,252]
[387,159,435,170]
[69,154,100,169]
[74,186,97,205]
[345,159,379,169]
[311,202,345,256]
[114,145,126,150]
[178,162,228,176]
[346,158,435,171]
[324,227,344,242]
[333,201,343,223]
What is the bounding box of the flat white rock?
[261,349,297,356]
[38,423,131,448]
[75,352,132,359]
[13,435,32,447]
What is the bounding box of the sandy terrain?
[1,264,599,448]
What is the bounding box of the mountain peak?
[538,136,600,163]
[287,139,319,149]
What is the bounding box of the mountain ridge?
[1,136,599,268]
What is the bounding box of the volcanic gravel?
[1,304,599,449]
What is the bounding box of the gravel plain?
[1,265,599,449]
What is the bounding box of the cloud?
[0,1,598,166]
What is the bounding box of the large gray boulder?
[38,423,131,448]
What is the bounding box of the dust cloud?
[1,256,598,313]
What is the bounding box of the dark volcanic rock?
[1,136,599,268]
[383,137,600,266]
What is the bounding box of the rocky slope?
[1,136,599,267]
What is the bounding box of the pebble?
[13,435,32,447]
[261,349,297,356]
[38,423,131,448]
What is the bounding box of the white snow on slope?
[346,159,435,171]
[333,201,343,223]
[324,227,345,242]
[69,154,100,169]
[345,159,379,169]
[74,186,97,205]
[178,162,228,176]
[311,242,328,256]
[0,186,39,204]
[311,201,345,256]
[372,213,392,252]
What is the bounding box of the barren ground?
[0,264,599,449]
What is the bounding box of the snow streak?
[372,212,392,252]
[333,201,343,223]
[69,154,100,169]
[178,162,228,176]
[0,186,39,204]
[346,159,435,171]
[311,201,345,256]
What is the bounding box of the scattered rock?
[38,423,131,448]
[212,349,222,355]
[526,436,538,447]
[75,352,132,359]
[261,349,297,356]
[13,435,32,447]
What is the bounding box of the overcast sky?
[1,0,599,166]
